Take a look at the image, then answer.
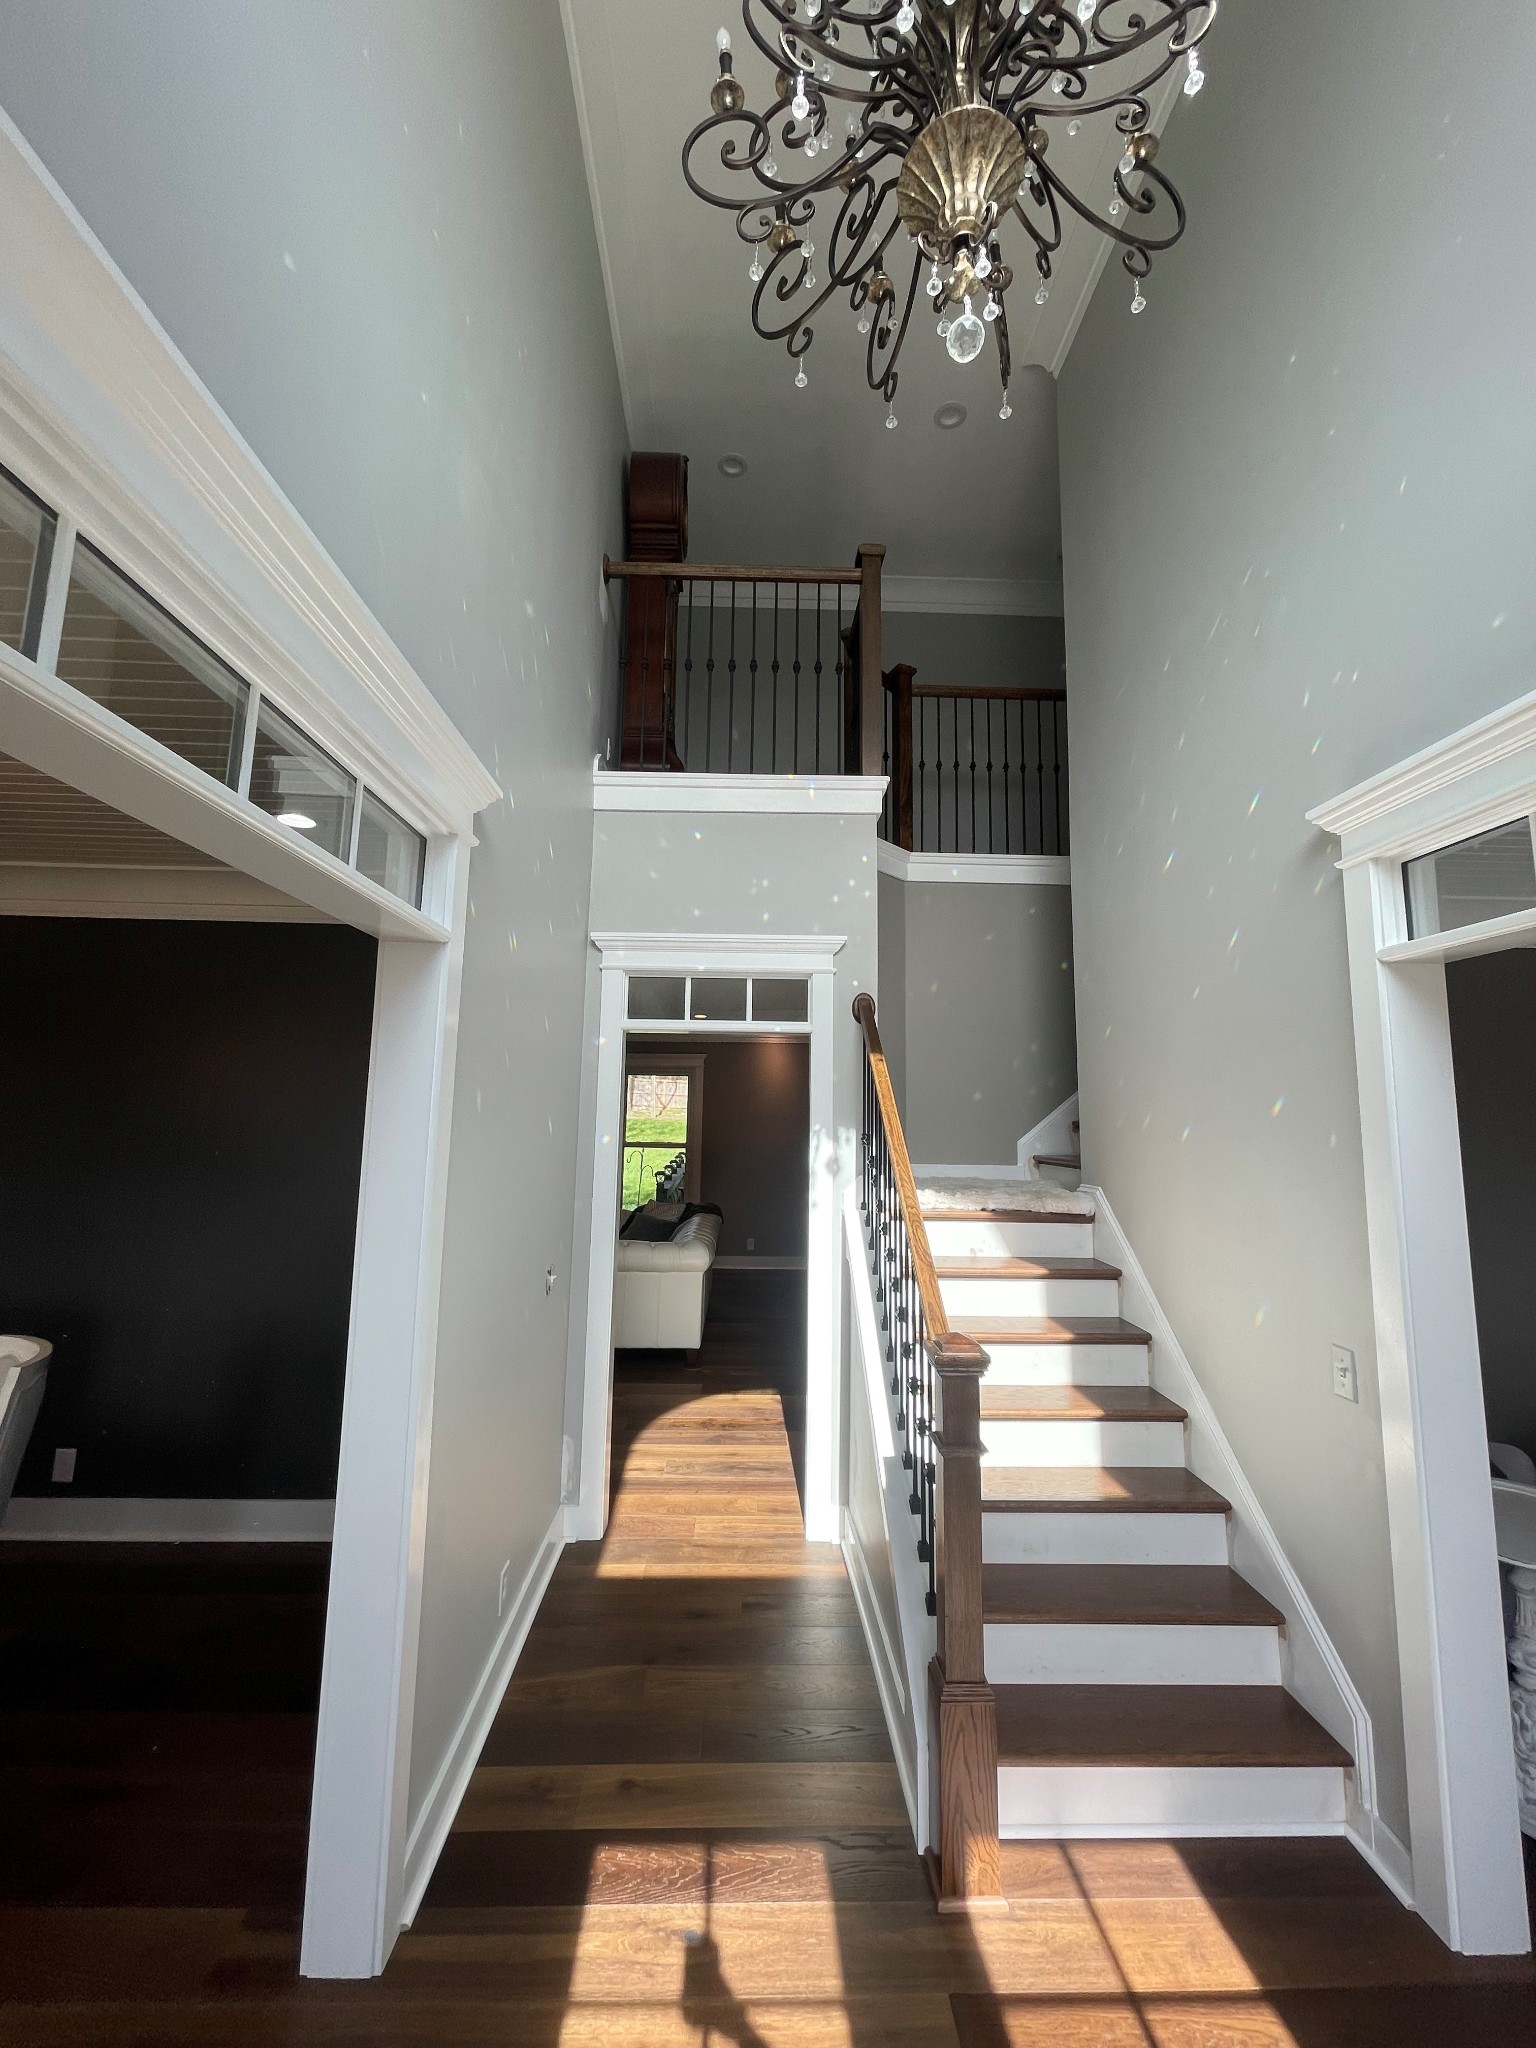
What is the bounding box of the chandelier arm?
[681,109,778,210]
[1012,175,1066,272]
[866,249,922,403]
[1035,152,1188,258]
[743,0,910,84]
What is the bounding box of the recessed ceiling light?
[718,453,748,478]
[275,810,318,830]
[934,403,967,430]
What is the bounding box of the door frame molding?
[575,932,845,1544]
[0,109,499,1977]
[1310,688,1536,1954]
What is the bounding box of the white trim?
[399,1505,565,1926]
[1312,704,1536,1954]
[593,769,887,816]
[1082,1188,1384,1826]
[302,842,476,1979]
[0,1496,334,1541]
[570,933,846,1545]
[842,1507,921,1840]
[881,574,1064,618]
[556,0,635,447]
[1017,1091,1080,1174]
[876,843,1071,886]
[1308,685,1536,857]
[0,864,330,921]
[0,111,497,832]
[1378,905,1536,966]
[1350,1808,1417,1911]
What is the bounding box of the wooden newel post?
[886,663,916,850]
[855,542,886,781]
[929,1330,1001,1908]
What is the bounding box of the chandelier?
[682,0,1217,422]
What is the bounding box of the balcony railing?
[880,666,1068,857]
[603,547,886,777]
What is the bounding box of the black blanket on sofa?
[619,1200,723,1243]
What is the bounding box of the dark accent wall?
[641,1036,809,1259]
[1447,950,1536,1465]
[1,918,376,1499]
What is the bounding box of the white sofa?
[613,1208,721,1352]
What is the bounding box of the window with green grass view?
[623,1070,689,1210]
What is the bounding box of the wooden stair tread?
[934,1255,1121,1280]
[1034,1152,1082,1168]
[982,1563,1282,1628]
[982,1466,1232,1513]
[952,1314,1151,1345]
[994,1684,1351,1768]
[980,1384,1185,1422]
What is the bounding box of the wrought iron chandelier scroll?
[682,0,1217,422]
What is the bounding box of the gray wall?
[1057,0,1536,1838]
[879,875,1076,1165]
[1448,951,1536,1465]
[883,611,1065,696]
[643,1037,810,1260]
[0,1,628,1831]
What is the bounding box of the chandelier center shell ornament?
[683,1,1217,417]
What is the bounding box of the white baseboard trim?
[842,1508,919,1844]
[1348,1806,1416,1909]
[399,1506,565,1927]
[1016,1091,1079,1174]
[1083,1184,1384,1835]
[0,1495,335,1540]
[712,1254,807,1271]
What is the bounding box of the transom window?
[1404,815,1536,940]
[625,973,809,1030]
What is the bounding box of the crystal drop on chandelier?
[1050,73,1068,95]
[885,407,898,430]
[1077,0,1096,19]
[795,362,808,388]
[763,153,777,177]
[1131,282,1147,314]
[983,298,999,322]
[1035,281,1050,306]
[1119,150,1136,177]
[945,297,986,365]
[750,252,763,282]
[925,261,943,300]
[999,397,1013,420]
[895,2,915,32]
[1067,119,1082,137]
[857,310,871,334]
[791,75,810,121]
[1185,49,1205,95]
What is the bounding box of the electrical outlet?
[746,1236,755,1252]
[51,1447,77,1484]
[497,1559,512,1617]
[1331,1344,1358,1403]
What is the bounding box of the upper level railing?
[603,546,886,776]
[880,665,1068,856]
[854,992,999,1906]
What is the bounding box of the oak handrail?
[603,554,863,585]
[912,682,1067,701]
[853,992,946,1340]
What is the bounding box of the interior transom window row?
[626,973,809,1027]
[0,461,427,908]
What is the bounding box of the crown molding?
[1308,685,1536,865]
[882,574,1063,617]
[0,110,499,834]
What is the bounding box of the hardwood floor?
[2,1270,1535,2043]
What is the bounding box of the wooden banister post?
[855,543,886,780]
[929,1330,1001,1909]
[887,663,916,850]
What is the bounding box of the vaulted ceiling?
[561,2,1186,596]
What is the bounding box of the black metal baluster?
[985,700,995,854]
[969,698,978,854]
[1035,700,1045,858]
[727,582,739,772]
[1001,696,1012,854]
[748,582,760,773]
[771,594,781,774]
[681,580,695,767]
[792,586,803,773]
[704,584,716,773]
[814,586,826,773]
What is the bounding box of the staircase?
[918,1175,1351,1839]
[1030,1118,1082,1188]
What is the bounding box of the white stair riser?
[981,1417,1184,1467]
[997,1764,1346,1833]
[984,1620,1281,1686]
[938,1274,1120,1317]
[983,1510,1230,1566]
[924,1218,1095,1259]
[980,1341,1150,1387]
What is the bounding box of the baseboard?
[842,1508,919,1843]
[0,1495,335,1541]
[712,1255,807,1271]
[1083,1184,1383,1829]
[399,1505,565,1926]
[1016,1091,1079,1174]
[1348,1807,1416,1908]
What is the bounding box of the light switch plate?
[1331,1345,1358,1403]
